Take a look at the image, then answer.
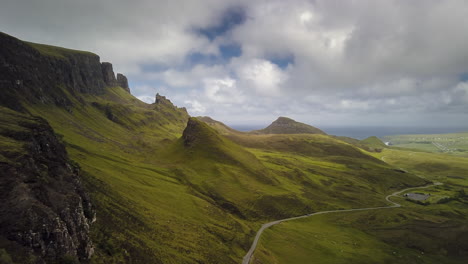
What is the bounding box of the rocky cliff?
[116,73,130,93]
[0,32,130,111]
[0,107,95,263]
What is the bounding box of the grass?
[383,132,468,156]
[16,85,429,263]
[2,80,461,264]
[251,117,325,135]
[3,37,464,263]
[252,147,468,264]
[0,106,43,162]
[26,41,97,59]
[361,136,387,150]
[254,207,467,264]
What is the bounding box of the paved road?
[241,182,442,264]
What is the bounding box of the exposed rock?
[101,62,117,87]
[0,32,130,111]
[182,118,201,147]
[116,73,130,93]
[0,110,94,263]
[155,93,174,106]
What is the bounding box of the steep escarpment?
[0,107,95,263]
[0,32,130,111]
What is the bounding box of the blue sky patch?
[185,43,241,67]
[459,72,468,82]
[186,52,220,66]
[219,43,242,59]
[195,6,246,41]
[270,55,295,69]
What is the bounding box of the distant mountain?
[252,117,326,135]
[197,116,241,135]
[361,136,387,151]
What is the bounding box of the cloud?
[184,100,206,114]
[2,0,468,126]
[203,77,244,104]
[233,58,288,96]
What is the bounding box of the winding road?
[242,181,442,264]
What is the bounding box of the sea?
[230,125,468,140]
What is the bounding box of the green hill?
[252,117,326,135]
[197,116,241,135]
[2,31,464,264]
[361,136,387,151]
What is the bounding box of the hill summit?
[253,117,326,135]
[182,117,223,147]
[197,116,240,135]
[360,136,387,151]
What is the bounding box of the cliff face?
[0,32,108,263]
[0,32,129,111]
[0,107,95,263]
[116,73,130,93]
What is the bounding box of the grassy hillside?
[252,148,468,264]
[360,136,387,152]
[19,86,429,263]
[251,117,326,135]
[1,34,456,264]
[197,116,241,135]
[26,41,96,59]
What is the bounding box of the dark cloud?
[194,6,247,40]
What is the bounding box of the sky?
[2,0,468,128]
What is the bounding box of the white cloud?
[203,77,245,104]
[3,0,468,126]
[184,100,206,114]
[234,58,288,96]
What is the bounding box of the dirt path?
[242,182,442,264]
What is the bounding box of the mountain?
[0,32,131,112]
[252,116,326,135]
[196,116,240,135]
[361,136,387,151]
[3,31,458,264]
[0,107,94,263]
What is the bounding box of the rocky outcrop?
[0,32,130,110]
[117,73,130,93]
[155,93,173,106]
[155,93,188,113]
[0,109,95,263]
[101,62,117,87]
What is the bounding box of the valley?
[251,149,468,264]
[383,132,468,156]
[0,31,467,264]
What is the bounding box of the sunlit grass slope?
[361,136,387,150]
[4,39,435,263]
[22,86,428,263]
[253,148,468,264]
[383,132,468,156]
